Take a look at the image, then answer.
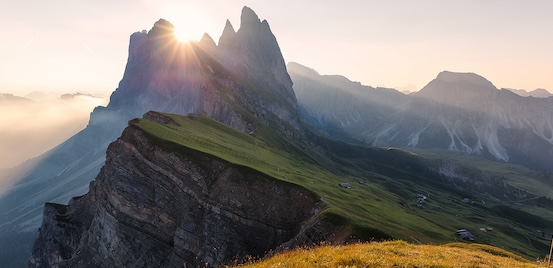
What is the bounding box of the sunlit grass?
[233,241,541,268]
[131,112,553,260]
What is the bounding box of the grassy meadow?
[133,113,553,261]
[230,241,543,268]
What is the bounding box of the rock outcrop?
[1,7,305,265]
[216,7,303,136]
[30,114,321,267]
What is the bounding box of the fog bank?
[0,94,105,169]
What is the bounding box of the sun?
[164,8,205,43]
[173,26,194,43]
[162,6,205,43]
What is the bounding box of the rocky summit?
[0,6,304,267]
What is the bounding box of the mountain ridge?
[506,87,552,98]
[31,111,553,266]
[30,113,325,267]
[289,62,553,171]
[0,7,305,267]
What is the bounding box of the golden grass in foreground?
[234,241,542,268]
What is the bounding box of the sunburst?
[173,26,194,43]
[162,6,205,43]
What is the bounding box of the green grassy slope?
[404,148,553,199]
[132,112,553,260]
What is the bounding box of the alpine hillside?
[31,111,553,266]
[289,62,553,171]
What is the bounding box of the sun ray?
[161,5,205,43]
[173,26,193,43]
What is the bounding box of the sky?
[0,95,105,169]
[0,0,552,97]
[0,1,551,180]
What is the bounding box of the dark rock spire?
[218,19,236,47]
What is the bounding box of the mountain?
[30,113,322,267]
[25,10,553,267]
[290,63,553,171]
[0,93,32,102]
[288,62,407,142]
[59,93,102,100]
[0,7,302,267]
[30,112,553,266]
[507,88,553,98]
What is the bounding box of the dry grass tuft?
[231,241,544,268]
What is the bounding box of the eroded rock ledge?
[30,118,324,267]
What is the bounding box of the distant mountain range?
[506,88,552,98]
[289,62,553,171]
[0,93,32,102]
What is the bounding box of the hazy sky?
[0,95,105,169]
[1,0,552,96]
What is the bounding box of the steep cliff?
[30,110,553,264]
[30,113,322,267]
[1,7,305,265]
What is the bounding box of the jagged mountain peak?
[2,9,309,266]
[218,19,236,46]
[214,6,297,123]
[229,7,276,47]
[240,6,261,29]
[199,33,216,49]
[148,18,175,37]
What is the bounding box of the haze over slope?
[0,93,104,170]
[289,62,553,171]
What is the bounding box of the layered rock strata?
[30,115,322,267]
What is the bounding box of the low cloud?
[0,93,106,169]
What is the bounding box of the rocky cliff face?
[216,7,303,136]
[1,7,305,265]
[290,63,553,171]
[30,113,321,267]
